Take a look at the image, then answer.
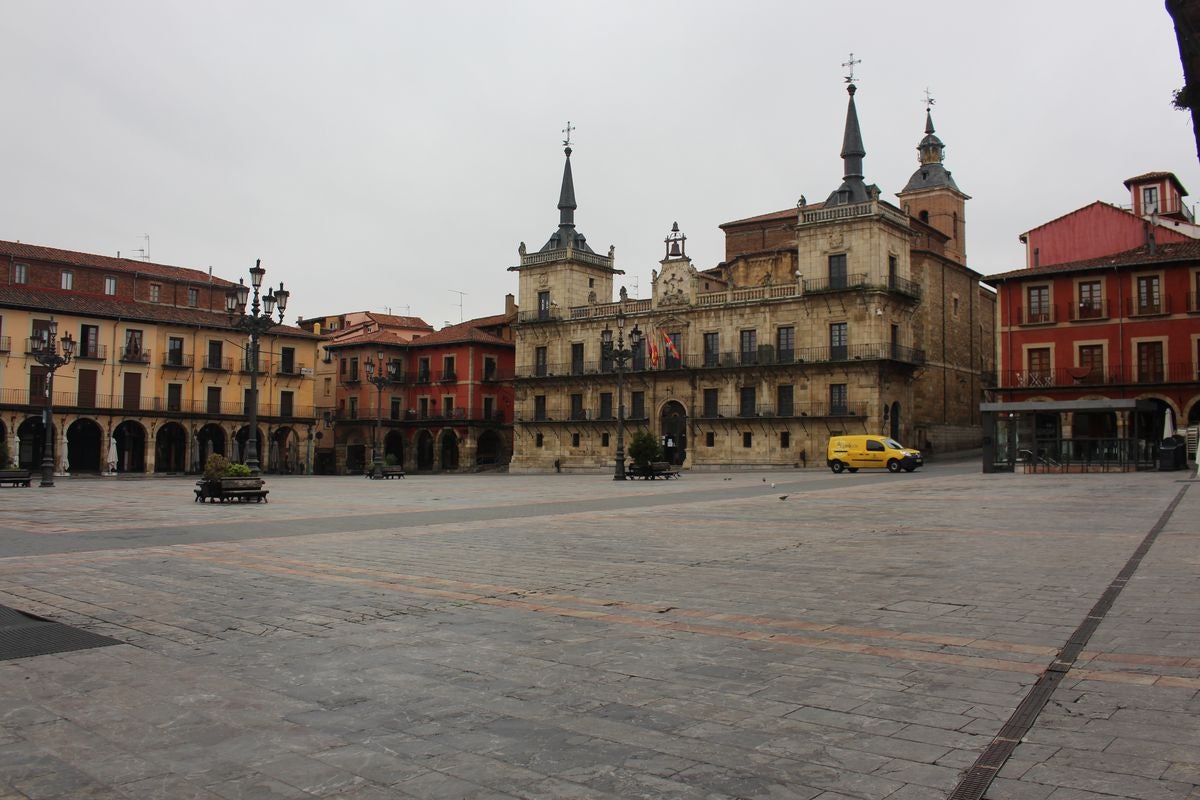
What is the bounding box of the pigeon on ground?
[779,495,789,501]
[770,483,776,489]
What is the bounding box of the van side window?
[867,440,885,452]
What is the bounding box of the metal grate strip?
[0,605,122,661]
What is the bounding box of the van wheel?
[830,460,845,473]
[887,459,901,473]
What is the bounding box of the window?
[740,330,757,365]
[1136,275,1161,315]
[867,439,885,452]
[828,253,847,289]
[280,346,295,374]
[664,331,681,369]
[601,432,609,447]
[743,432,753,448]
[571,343,584,375]
[630,391,645,419]
[534,395,547,421]
[61,271,73,290]
[167,336,184,366]
[535,433,544,448]
[705,431,715,447]
[534,347,547,377]
[483,356,497,381]
[776,327,795,363]
[777,385,794,417]
[349,357,359,381]
[442,356,456,380]
[1027,347,1051,382]
[391,398,402,420]
[418,357,430,382]
[13,263,27,284]
[339,357,347,375]
[442,396,454,417]
[206,386,222,414]
[348,396,358,419]
[208,340,224,370]
[570,393,584,420]
[182,287,197,308]
[1078,344,1104,383]
[80,325,101,359]
[1137,341,1164,383]
[830,322,848,360]
[588,278,595,288]
[830,383,848,415]
[104,276,117,295]
[631,338,646,371]
[703,332,719,367]
[149,283,161,303]
[1078,280,1103,318]
[123,329,145,361]
[1143,185,1159,213]
[418,397,429,418]
[703,388,719,418]
[1026,286,1050,323]
[780,431,790,449]
[571,432,580,447]
[888,254,897,281]
[739,386,756,417]
[599,392,613,420]
[483,396,495,419]
[538,290,551,320]
[280,390,294,417]
[323,377,331,396]
[167,383,182,412]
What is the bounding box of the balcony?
[202,355,233,371]
[803,273,869,294]
[76,343,108,361]
[517,308,563,324]
[1068,300,1109,322]
[162,352,192,369]
[1128,297,1172,317]
[276,362,308,377]
[120,348,151,364]
[997,362,1197,390]
[0,336,8,353]
[240,357,267,374]
[1018,306,1056,326]
[0,387,312,418]
[694,402,870,419]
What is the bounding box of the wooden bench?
[626,461,680,480]
[366,465,406,479]
[0,469,32,488]
[194,477,269,503]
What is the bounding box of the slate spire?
[557,144,577,232]
[826,83,871,206]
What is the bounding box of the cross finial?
[842,53,861,84]
[923,87,936,110]
[562,121,574,148]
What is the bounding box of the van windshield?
[884,438,906,450]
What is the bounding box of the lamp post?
[225,259,289,476]
[363,350,397,477]
[600,309,641,480]
[33,320,76,487]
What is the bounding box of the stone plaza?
[0,461,1197,799]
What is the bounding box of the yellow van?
[826,435,923,473]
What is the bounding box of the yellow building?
[0,242,321,475]
[509,85,994,472]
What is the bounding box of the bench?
[626,461,680,480]
[194,477,269,503]
[366,465,406,479]
[0,469,32,488]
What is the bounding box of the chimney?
[505,293,517,316]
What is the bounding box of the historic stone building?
[509,83,994,473]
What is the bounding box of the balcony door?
[122,372,141,411]
[77,369,97,408]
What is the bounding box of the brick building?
[0,241,321,475]
[509,85,994,473]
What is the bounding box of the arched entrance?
[113,420,147,473]
[233,425,265,466]
[197,423,227,469]
[343,431,366,474]
[383,430,405,467]
[155,422,188,473]
[440,430,459,471]
[415,430,434,471]
[475,429,504,466]
[889,402,901,441]
[17,416,51,471]
[66,418,103,473]
[660,400,687,465]
[269,427,298,473]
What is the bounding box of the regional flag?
[648,335,660,366]
[662,330,680,360]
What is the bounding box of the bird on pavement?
[779,495,789,500]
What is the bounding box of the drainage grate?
[0,604,122,661]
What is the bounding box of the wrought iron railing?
[517,401,868,423]
[998,362,1197,389]
[162,352,192,368]
[994,437,1158,472]
[0,387,312,418]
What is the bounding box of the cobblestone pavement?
[0,463,1196,800]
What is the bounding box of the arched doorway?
[343,431,366,474]
[889,402,901,441]
[233,425,265,466]
[269,427,298,473]
[383,430,405,467]
[440,430,459,471]
[660,400,687,465]
[17,416,51,471]
[416,430,434,471]
[155,422,188,473]
[113,420,147,473]
[475,429,504,466]
[196,423,227,470]
[66,418,103,473]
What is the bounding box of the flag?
[662,330,680,360]
[648,335,659,366]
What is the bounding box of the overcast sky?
[2,2,1195,329]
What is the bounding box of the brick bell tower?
[897,99,970,265]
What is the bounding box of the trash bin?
[1158,436,1185,470]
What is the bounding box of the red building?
[323,306,515,473]
[983,173,1200,471]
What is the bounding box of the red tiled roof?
[410,318,510,348]
[985,240,1200,282]
[0,240,237,286]
[0,285,318,336]
[365,312,434,330]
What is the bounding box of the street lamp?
[600,309,641,480]
[32,320,76,487]
[363,350,398,477]
[225,259,289,476]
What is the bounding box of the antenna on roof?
[629,276,639,298]
[449,289,467,322]
[129,234,150,261]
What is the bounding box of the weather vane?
[842,53,861,84]
[562,120,574,148]
[923,87,936,110]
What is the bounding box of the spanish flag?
[661,330,680,360]
[648,334,660,366]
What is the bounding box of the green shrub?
[627,430,661,467]
[384,453,399,466]
[223,462,252,477]
[203,453,230,481]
